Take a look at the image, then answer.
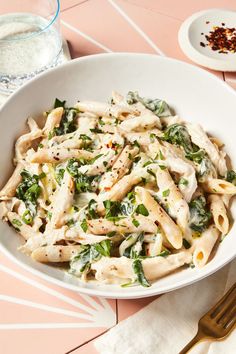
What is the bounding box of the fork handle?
[179,330,205,354]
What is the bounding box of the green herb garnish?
[135,204,149,216]
[132,259,150,287]
[179,177,188,186]
[162,189,170,198]
[81,219,88,232]
[132,218,140,228]
[22,210,33,225]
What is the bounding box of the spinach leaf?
[226,170,236,185]
[132,259,150,287]
[55,167,65,185]
[53,108,78,136]
[66,159,98,193]
[54,98,66,109]
[87,199,99,219]
[103,200,122,219]
[189,196,211,232]
[70,240,112,274]
[183,239,191,249]
[186,146,206,163]
[126,91,171,117]
[120,198,135,216]
[80,219,88,232]
[162,125,214,181]
[135,204,149,216]
[197,157,214,181]
[162,124,193,153]
[123,233,145,259]
[16,170,42,218]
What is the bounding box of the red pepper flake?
[200,25,236,54]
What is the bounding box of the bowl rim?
[0,52,236,298]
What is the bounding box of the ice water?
[0,13,62,92]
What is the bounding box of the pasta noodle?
[208,194,229,235]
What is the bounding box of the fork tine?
[222,304,236,329]
[214,292,236,323]
[209,283,236,319]
[218,299,236,325]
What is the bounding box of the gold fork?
[179,282,236,354]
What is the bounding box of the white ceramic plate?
[0,53,236,299]
[178,9,236,71]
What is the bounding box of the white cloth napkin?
[94,259,236,354]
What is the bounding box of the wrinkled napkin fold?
[94,259,236,354]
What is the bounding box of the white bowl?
[0,53,235,299]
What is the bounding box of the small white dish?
[0,53,236,298]
[178,9,236,71]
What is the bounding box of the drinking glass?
[0,0,62,94]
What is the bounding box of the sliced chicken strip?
[15,118,42,161]
[186,123,227,176]
[112,91,162,128]
[8,211,41,240]
[148,141,197,202]
[0,163,23,198]
[43,107,64,136]
[77,115,97,133]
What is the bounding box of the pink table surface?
[1,1,236,353]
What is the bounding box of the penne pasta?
[29,147,96,163]
[50,171,74,228]
[155,165,190,233]
[208,194,229,235]
[202,178,236,195]
[97,173,141,212]
[192,225,219,268]
[75,101,137,118]
[31,245,81,263]
[88,215,157,235]
[99,145,139,191]
[135,187,183,249]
